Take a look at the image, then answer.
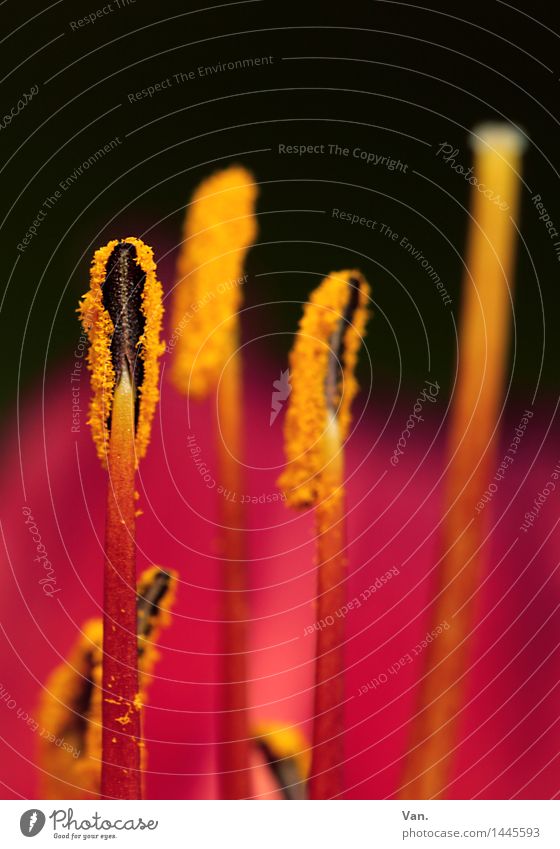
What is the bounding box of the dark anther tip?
[102,240,146,423]
[325,278,362,413]
[255,740,308,800]
[137,570,172,643]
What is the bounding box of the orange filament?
[400,124,526,799]
[169,166,258,799]
[279,270,370,799]
[100,367,140,799]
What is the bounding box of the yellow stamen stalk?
[79,238,164,799]
[169,166,258,799]
[279,270,370,800]
[400,123,526,799]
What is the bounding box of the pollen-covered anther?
[169,165,258,397]
[38,566,176,798]
[79,237,165,466]
[253,721,311,800]
[278,270,371,509]
[253,721,311,779]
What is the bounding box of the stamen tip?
[470,122,528,154]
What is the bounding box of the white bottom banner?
[3,800,559,848]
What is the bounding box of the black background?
[2,0,560,411]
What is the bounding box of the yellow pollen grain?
[169,165,258,397]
